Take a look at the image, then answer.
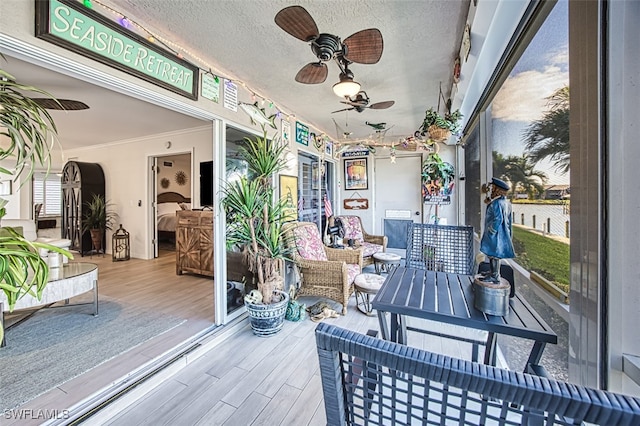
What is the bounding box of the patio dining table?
[372,266,557,374]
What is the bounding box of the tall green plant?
[221,129,290,303]
[0,69,59,180]
[0,65,71,343]
[81,194,118,232]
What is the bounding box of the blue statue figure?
[479,177,515,283]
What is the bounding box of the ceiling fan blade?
[369,100,395,110]
[295,62,328,84]
[331,107,355,114]
[32,98,90,110]
[343,29,383,64]
[275,6,319,42]
[340,100,366,107]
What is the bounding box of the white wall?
[335,144,459,234]
[156,154,192,199]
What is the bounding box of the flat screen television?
[200,161,214,207]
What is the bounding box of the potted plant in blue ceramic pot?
[221,128,291,336]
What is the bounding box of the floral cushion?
[338,216,364,243]
[293,225,328,261]
[346,263,361,285]
[362,242,383,258]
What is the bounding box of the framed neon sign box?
[35,0,198,99]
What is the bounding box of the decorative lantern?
[112,224,130,261]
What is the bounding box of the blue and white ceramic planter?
[246,290,289,337]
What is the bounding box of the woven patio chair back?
[316,323,640,426]
[406,223,475,274]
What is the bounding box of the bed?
[157,192,191,243]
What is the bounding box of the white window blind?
[33,173,62,216]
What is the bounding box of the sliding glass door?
[298,152,334,232]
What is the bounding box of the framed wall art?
[325,140,333,157]
[295,121,309,146]
[344,158,368,190]
[279,175,298,222]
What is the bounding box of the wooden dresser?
[175,210,214,276]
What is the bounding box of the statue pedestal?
[473,276,511,316]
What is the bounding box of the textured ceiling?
[3,0,470,149]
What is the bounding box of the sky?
[491,0,569,185]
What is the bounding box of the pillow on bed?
[157,202,180,216]
[179,202,191,210]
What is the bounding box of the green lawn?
[512,226,570,292]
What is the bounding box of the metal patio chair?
[316,323,640,426]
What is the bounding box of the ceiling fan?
[274,5,383,95]
[331,91,395,113]
[31,98,89,110]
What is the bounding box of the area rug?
[0,297,186,410]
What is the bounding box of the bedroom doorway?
[153,152,192,258]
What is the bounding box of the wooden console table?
[176,210,214,276]
[1,262,98,347]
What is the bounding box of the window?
[33,172,61,216]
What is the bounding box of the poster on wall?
[296,121,309,146]
[223,79,238,111]
[281,119,291,148]
[279,175,298,222]
[201,72,219,103]
[344,158,368,190]
[325,140,333,157]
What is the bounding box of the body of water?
[511,203,570,238]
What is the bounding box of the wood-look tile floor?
[2,250,216,426]
[2,250,486,426]
[86,279,486,426]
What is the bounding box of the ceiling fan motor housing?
[311,33,342,61]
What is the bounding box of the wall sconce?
[112,224,130,261]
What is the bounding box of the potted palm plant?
[81,194,118,254]
[0,66,72,343]
[221,128,291,337]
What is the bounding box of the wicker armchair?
[335,215,387,267]
[282,221,363,314]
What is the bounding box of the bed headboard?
[157,192,191,203]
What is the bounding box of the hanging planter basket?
[428,125,452,143]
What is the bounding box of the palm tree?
[522,86,570,174]
[492,151,509,181]
[500,154,548,199]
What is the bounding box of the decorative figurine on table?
[479,177,515,283]
[474,177,515,316]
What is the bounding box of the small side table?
[373,252,402,274]
[354,273,386,316]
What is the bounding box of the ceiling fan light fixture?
[333,77,360,98]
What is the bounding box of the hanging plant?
[421,153,455,198]
[175,170,187,186]
[160,177,170,189]
[419,108,463,142]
